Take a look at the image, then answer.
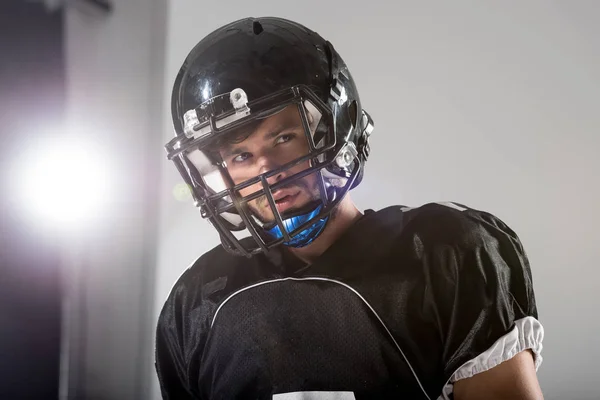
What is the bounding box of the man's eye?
[232,152,251,163]
[276,133,296,144]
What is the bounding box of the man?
[156,17,544,400]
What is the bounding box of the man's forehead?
[252,105,302,136]
[217,105,303,152]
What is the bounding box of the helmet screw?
[335,143,358,168]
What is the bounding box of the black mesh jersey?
[155,202,538,400]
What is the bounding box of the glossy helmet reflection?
[166,17,374,257]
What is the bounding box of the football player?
[155,17,544,400]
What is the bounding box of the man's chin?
[258,200,321,223]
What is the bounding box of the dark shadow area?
[0,1,64,398]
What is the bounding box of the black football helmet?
[166,17,374,257]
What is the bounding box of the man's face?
[218,105,320,223]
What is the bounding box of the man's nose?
[257,155,285,186]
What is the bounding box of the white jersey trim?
[273,391,356,399]
[437,316,544,400]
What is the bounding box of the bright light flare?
[13,136,112,230]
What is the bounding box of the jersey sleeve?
[155,282,197,399]
[415,204,543,398]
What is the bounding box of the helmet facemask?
[166,85,363,257]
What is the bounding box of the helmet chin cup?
[264,202,329,248]
[262,199,323,230]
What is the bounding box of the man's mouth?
[271,190,301,213]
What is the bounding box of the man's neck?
[288,195,362,265]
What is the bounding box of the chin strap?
[264,203,329,248]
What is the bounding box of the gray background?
[62,1,599,399]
